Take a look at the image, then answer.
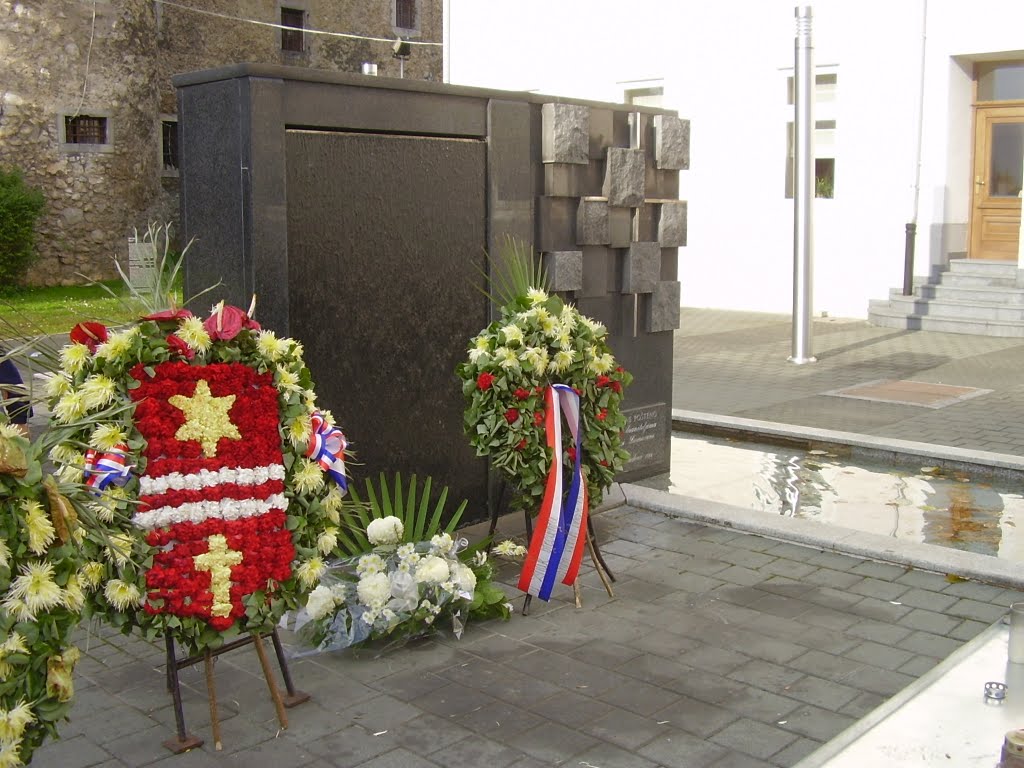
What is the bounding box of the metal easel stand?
[162,626,310,753]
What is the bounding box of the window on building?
[395,0,416,31]
[161,119,179,173]
[785,71,837,198]
[281,7,305,52]
[624,86,664,108]
[65,115,108,145]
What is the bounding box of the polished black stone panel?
[285,129,489,514]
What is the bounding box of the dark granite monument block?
[648,280,682,332]
[174,64,685,519]
[659,201,688,247]
[654,114,691,171]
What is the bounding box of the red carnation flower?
[70,321,108,352]
[567,446,577,462]
[513,387,531,400]
[534,411,545,426]
[599,459,610,467]
[515,438,527,451]
[597,408,608,421]
[476,372,495,390]
[166,334,195,360]
[611,381,623,394]
[504,408,520,424]
[596,375,611,388]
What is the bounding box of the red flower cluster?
[477,372,495,391]
[596,374,623,394]
[504,408,520,424]
[513,388,531,400]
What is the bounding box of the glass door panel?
[990,122,1024,198]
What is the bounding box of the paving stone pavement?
[28,309,1024,767]
[30,504,1024,768]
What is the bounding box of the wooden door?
[970,105,1024,260]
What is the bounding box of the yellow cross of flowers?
[169,380,241,457]
[193,535,243,618]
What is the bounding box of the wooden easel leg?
[587,526,615,598]
[252,632,288,729]
[204,652,222,751]
[587,516,616,583]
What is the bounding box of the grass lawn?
[0,282,147,340]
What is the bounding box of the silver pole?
[790,5,816,364]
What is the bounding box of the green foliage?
[0,168,46,290]
[480,236,549,310]
[337,473,469,557]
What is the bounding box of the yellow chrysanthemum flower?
[52,391,87,424]
[79,562,105,590]
[317,526,339,555]
[103,579,142,611]
[105,533,134,566]
[559,306,578,332]
[556,329,573,349]
[495,347,520,371]
[88,423,127,451]
[176,316,211,353]
[580,315,607,338]
[0,424,23,440]
[256,330,289,361]
[289,340,305,359]
[526,287,548,306]
[79,374,118,410]
[296,557,326,587]
[540,314,560,337]
[1,595,33,623]
[322,488,343,523]
[276,365,302,392]
[23,500,55,555]
[62,574,86,612]
[289,412,312,447]
[59,343,91,374]
[500,324,524,346]
[94,327,139,362]
[0,540,8,570]
[293,458,325,495]
[44,372,73,399]
[2,633,28,655]
[55,455,84,485]
[8,561,63,616]
[549,349,576,374]
[588,352,615,375]
[302,389,317,409]
[0,700,35,744]
[0,741,23,768]
[520,346,549,375]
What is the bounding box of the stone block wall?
[0,0,442,285]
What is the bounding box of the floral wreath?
[46,302,347,654]
[456,288,632,513]
[0,428,86,766]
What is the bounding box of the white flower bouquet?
[288,518,511,653]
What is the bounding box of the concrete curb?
[620,482,1024,591]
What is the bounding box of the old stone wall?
[0,0,442,286]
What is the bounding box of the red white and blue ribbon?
[83,444,132,492]
[518,384,589,601]
[305,411,348,493]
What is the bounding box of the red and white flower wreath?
[47,303,347,652]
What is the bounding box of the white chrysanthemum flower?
[356,572,392,609]
[79,374,118,410]
[322,487,343,521]
[0,540,8,570]
[302,389,317,410]
[366,516,404,546]
[452,563,477,594]
[473,550,488,566]
[59,343,92,374]
[289,412,312,447]
[356,553,386,576]
[526,287,548,306]
[396,543,416,560]
[94,327,139,362]
[540,314,560,337]
[316,527,338,555]
[0,699,35,744]
[1,595,33,623]
[580,316,607,338]
[52,391,87,424]
[103,579,142,611]
[0,740,23,768]
[176,316,211,353]
[304,585,338,620]
[88,423,128,451]
[48,443,79,465]
[588,352,615,375]
[23,500,55,555]
[256,330,289,361]
[430,532,454,554]
[493,540,528,559]
[56,457,84,485]
[495,346,520,371]
[555,329,572,349]
[8,561,63,615]
[276,365,302,393]
[0,424,22,440]
[549,349,576,374]
[44,372,73,399]
[559,306,578,332]
[520,346,549,375]
[1,633,27,655]
[296,557,326,587]
[292,458,325,495]
[500,323,524,346]
[87,496,117,524]
[79,562,105,590]
[415,555,450,585]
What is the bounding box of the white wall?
[447,0,1024,318]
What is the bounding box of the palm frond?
[476,235,549,310]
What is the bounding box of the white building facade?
[445,0,1024,320]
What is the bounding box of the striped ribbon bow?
[518,384,589,601]
[305,411,348,493]
[83,444,132,492]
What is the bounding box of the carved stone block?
[654,115,690,170]
[658,200,688,247]
[603,147,645,207]
[622,242,660,294]
[648,280,681,332]
[545,250,583,292]
[577,199,609,245]
[542,103,589,165]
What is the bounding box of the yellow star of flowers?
[169,380,241,457]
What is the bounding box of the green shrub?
[0,168,46,290]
